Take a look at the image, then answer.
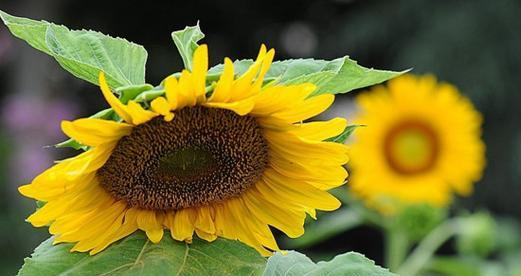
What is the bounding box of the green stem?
[397,218,462,276]
[385,227,410,272]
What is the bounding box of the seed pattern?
[97,106,268,210]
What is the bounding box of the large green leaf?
[0,10,148,88]
[263,251,395,276]
[19,232,266,276]
[208,58,406,95]
[171,24,205,71]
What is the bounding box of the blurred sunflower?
[19,45,349,256]
[349,74,485,211]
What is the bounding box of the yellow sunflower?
[19,44,349,256]
[349,74,485,211]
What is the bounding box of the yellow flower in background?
[349,74,485,212]
[19,45,349,256]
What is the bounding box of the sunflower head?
[19,44,349,256]
[349,74,485,213]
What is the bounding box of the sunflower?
[349,74,485,211]
[19,44,349,256]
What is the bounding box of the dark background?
[1,0,520,274]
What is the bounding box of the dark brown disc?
[96,106,268,210]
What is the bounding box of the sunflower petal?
[203,99,255,116]
[136,209,164,243]
[209,58,235,103]
[99,72,133,123]
[151,97,174,121]
[192,44,208,98]
[127,101,157,125]
[170,208,195,242]
[61,118,132,146]
[271,93,334,123]
[288,117,347,141]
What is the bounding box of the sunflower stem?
[396,218,462,276]
[384,227,410,272]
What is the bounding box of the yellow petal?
[170,208,195,241]
[60,201,125,243]
[271,93,334,123]
[269,157,347,190]
[203,99,255,116]
[213,203,235,239]
[265,130,349,164]
[136,209,164,243]
[151,97,174,121]
[251,47,275,92]
[90,208,139,254]
[127,101,157,125]
[61,118,132,146]
[241,210,279,251]
[225,198,272,256]
[209,58,234,103]
[242,188,305,238]
[288,118,347,141]
[250,84,313,116]
[176,70,197,109]
[99,72,132,123]
[229,45,267,101]
[164,76,179,108]
[263,169,341,211]
[194,205,215,235]
[192,44,208,98]
[254,179,316,218]
[71,210,126,252]
[27,199,70,227]
[63,142,116,179]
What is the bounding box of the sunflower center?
[384,121,439,175]
[97,106,268,210]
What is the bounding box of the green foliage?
[263,251,395,276]
[208,58,406,95]
[116,84,155,104]
[0,10,148,88]
[427,256,491,276]
[456,212,497,258]
[19,232,266,276]
[392,203,446,242]
[494,217,521,253]
[171,24,205,71]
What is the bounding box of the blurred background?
[1,0,520,274]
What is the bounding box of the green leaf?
[306,58,407,96]
[456,212,497,258]
[172,23,205,71]
[326,125,362,144]
[1,10,148,88]
[392,203,446,242]
[19,232,266,276]
[116,84,155,104]
[133,86,166,103]
[54,139,85,151]
[426,256,507,276]
[0,10,52,55]
[283,208,363,249]
[208,58,406,95]
[263,251,395,276]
